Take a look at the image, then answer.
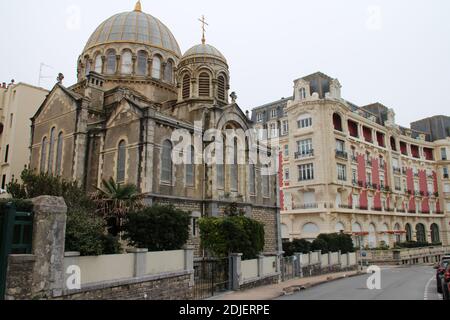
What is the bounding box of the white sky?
[1,0,449,127]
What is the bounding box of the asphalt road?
[279,265,443,300]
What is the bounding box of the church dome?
[182,43,227,63]
[84,3,181,57]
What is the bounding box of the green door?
[0,203,34,300]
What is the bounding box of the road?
[279,265,443,300]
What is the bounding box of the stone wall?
[58,271,193,300]
[240,274,279,291]
[5,255,36,300]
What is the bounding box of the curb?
[279,271,365,298]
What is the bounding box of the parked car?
[435,256,450,293]
[441,263,450,300]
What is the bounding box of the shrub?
[282,239,312,257]
[122,205,191,251]
[65,209,121,256]
[311,233,355,254]
[311,238,329,253]
[0,199,33,212]
[199,215,265,260]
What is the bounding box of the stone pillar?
[230,253,242,290]
[184,245,195,286]
[346,252,351,267]
[31,196,67,298]
[316,250,322,267]
[127,248,148,277]
[295,253,303,278]
[257,255,264,278]
[338,250,342,266]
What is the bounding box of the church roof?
[182,43,227,63]
[83,5,181,57]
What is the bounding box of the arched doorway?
[405,224,412,242]
[431,224,440,244]
[380,224,389,247]
[416,224,426,243]
[394,223,402,244]
[368,223,377,248]
[352,222,363,248]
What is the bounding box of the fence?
[63,249,187,287]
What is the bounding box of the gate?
[281,256,296,281]
[193,258,230,300]
[0,203,34,300]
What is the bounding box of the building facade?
[0,81,48,193]
[252,72,450,248]
[28,2,281,256]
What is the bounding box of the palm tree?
[93,177,143,236]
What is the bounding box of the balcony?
[294,203,319,210]
[351,155,358,163]
[338,204,353,209]
[380,162,386,170]
[366,182,374,189]
[335,150,348,160]
[356,206,368,211]
[402,168,407,175]
[393,167,401,175]
[295,149,314,159]
[444,174,449,179]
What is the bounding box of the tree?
[92,177,144,236]
[282,239,312,257]
[122,205,191,251]
[199,215,265,260]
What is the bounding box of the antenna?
[38,62,54,87]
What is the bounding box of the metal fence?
[193,258,230,300]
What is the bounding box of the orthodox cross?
[198,15,209,44]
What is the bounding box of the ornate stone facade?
[29,2,281,256]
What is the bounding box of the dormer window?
[299,88,306,100]
[271,109,277,118]
[257,113,263,122]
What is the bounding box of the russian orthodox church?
[29,1,281,254]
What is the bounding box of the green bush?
[394,241,440,249]
[199,215,265,260]
[282,239,311,257]
[311,233,355,254]
[122,205,191,251]
[65,208,121,256]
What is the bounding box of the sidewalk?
[211,269,366,300]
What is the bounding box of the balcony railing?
[366,160,372,166]
[294,203,319,210]
[335,150,348,160]
[351,155,358,163]
[393,167,401,174]
[295,150,314,159]
[356,206,368,210]
[338,204,353,209]
[402,168,407,175]
[444,174,449,179]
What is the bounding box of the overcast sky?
[1,0,449,127]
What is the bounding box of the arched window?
[431,224,440,244]
[121,51,133,74]
[85,58,91,76]
[302,223,320,234]
[394,223,402,243]
[106,49,116,74]
[368,223,377,248]
[117,140,126,183]
[198,72,210,97]
[40,137,47,173]
[136,51,148,76]
[161,140,173,183]
[335,222,345,233]
[186,146,195,186]
[152,56,161,79]
[164,60,173,83]
[94,55,103,73]
[416,224,426,243]
[405,224,412,242]
[48,127,55,173]
[182,74,191,99]
[55,132,64,176]
[231,139,238,191]
[217,75,226,101]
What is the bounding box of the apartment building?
[0,81,48,194]
[252,72,450,248]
